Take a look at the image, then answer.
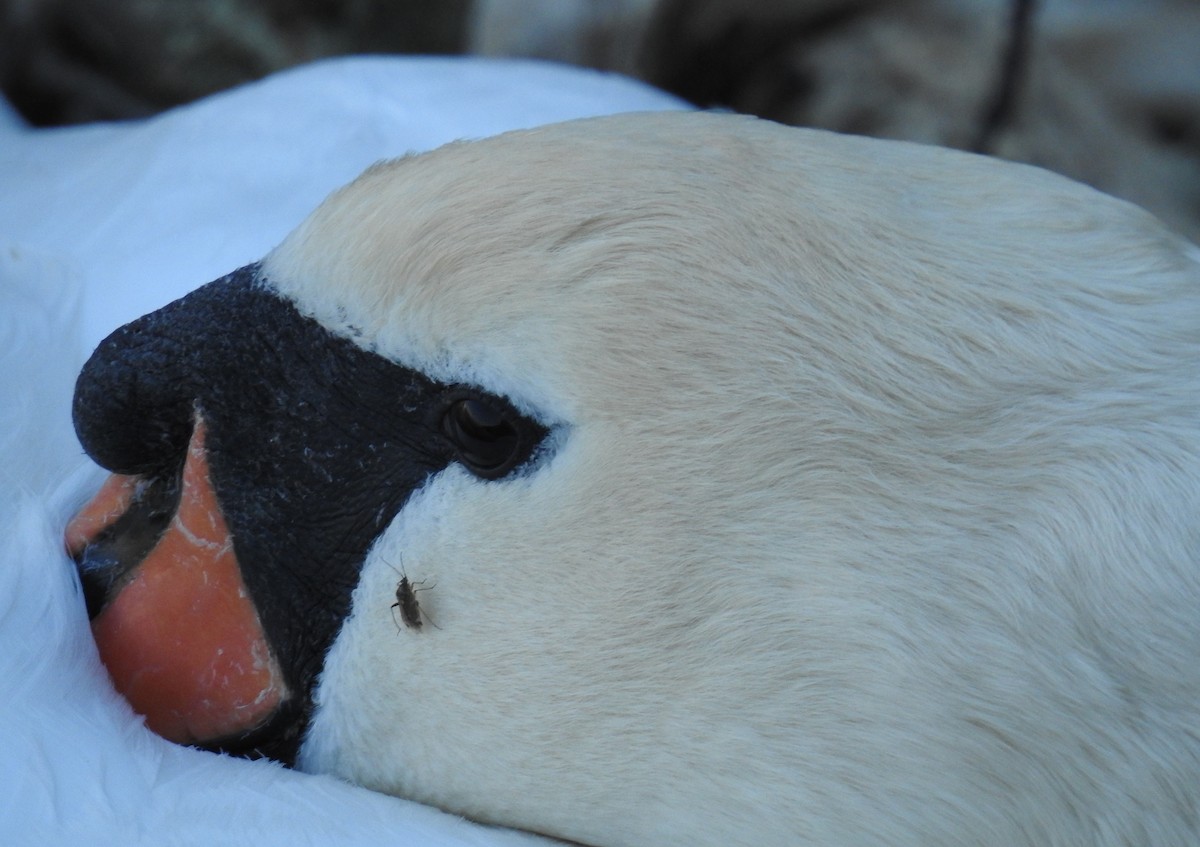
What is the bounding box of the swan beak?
[65,417,289,746]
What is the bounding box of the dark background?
[2,0,1197,240]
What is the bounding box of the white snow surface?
[0,56,685,846]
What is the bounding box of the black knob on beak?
[71,267,261,477]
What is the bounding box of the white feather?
[0,56,683,847]
[269,112,1200,847]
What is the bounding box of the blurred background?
[1,0,1197,239]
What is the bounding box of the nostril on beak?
[76,547,126,620]
[68,472,183,619]
[69,268,260,617]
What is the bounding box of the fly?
[387,560,438,631]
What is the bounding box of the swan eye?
[441,395,523,478]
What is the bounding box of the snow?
[0,56,685,846]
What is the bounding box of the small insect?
[387,561,438,632]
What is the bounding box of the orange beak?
[65,418,288,745]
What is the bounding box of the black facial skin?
[71,263,548,763]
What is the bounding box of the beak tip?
[68,418,289,747]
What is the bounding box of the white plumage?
[0,56,682,847]
[4,57,1198,847]
[269,112,1198,845]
